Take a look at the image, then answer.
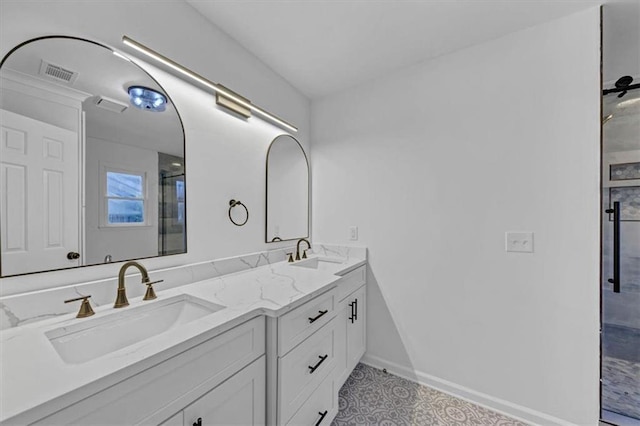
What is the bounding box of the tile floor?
[602,356,640,420]
[602,324,640,421]
[332,363,528,426]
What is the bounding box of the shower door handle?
[606,201,620,293]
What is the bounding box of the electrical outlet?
[349,226,358,241]
[505,232,534,253]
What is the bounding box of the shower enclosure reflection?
[159,153,186,256]
[601,75,640,424]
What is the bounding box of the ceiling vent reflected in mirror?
[38,59,78,84]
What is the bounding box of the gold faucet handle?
[286,252,294,263]
[64,295,95,318]
[142,280,163,300]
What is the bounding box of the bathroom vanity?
[0,251,367,425]
[0,31,364,426]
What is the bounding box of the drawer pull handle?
[348,298,358,323]
[308,354,328,373]
[354,298,358,321]
[308,310,328,323]
[193,417,202,426]
[315,410,328,425]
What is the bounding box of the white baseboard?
[360,353,581,426]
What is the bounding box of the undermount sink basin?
[290,256,344,272]
[46,294,224,364]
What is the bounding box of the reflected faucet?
[114,261,163,308]
[295,238,311,261]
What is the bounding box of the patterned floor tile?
[602,356,640,420]
[332,364,528,426]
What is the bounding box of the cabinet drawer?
[278,318,337,424]
[278,289,336,355]
[36,316,265,425]
[336,265,366,303]
[285,372,336,426]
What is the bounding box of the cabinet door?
[346,286,366,372]
[335,303,349,390]
[184,356,265,426]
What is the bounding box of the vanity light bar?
[122,36,298,133]
[216,85,252,119]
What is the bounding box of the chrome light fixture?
[121,36,297,133]
[128,86,167,112]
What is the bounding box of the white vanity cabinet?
[268,288,339,426]
[164,356,266,426]
[345,285,366,372]
[269,264,367,426]
[7,261,368,426]
[334,265,367,390]
[33,316,265,426]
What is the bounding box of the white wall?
[0,0,310,295]
[312,8,601,425]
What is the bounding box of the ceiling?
[186,0,637,100]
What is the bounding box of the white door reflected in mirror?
[0,110,80,275]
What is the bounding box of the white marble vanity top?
[0,252,366,424]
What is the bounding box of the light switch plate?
[505,232,534,253]
[349,226,358,241]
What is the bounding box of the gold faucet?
[295,238,311,261]
[114,261,163,308]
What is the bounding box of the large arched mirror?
[266,135,309,242]
[0,36,186,277]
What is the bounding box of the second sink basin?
[46,294,224,364]
[290,256,344,272]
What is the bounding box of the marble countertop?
[0,254,366,424]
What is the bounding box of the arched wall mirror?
[0,36,186,277]
[265,135,309,242]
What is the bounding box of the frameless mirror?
[0,36,186,277]
[266,134,309,242]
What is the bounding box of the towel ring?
[229,199,249,226]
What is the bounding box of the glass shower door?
[601,80,640,425]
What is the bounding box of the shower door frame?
[599,8,640,423]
